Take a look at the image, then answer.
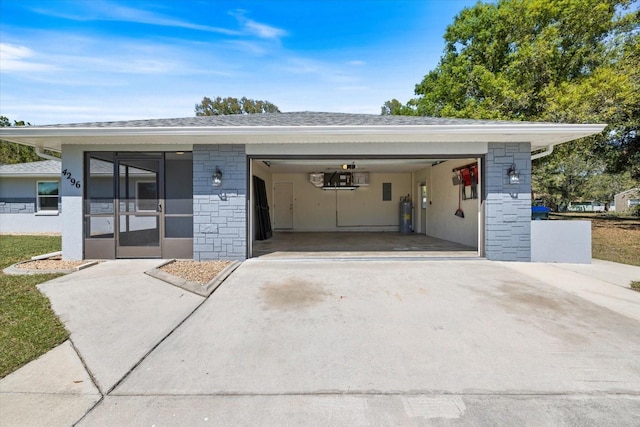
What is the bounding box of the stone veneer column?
[193,144,247,261]
[484,142,532,261]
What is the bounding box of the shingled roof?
[0,111,606,152]
[38,112,517,128]
[0,160,61,176]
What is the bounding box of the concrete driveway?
[92,258,640,425]
[2,258,640,426]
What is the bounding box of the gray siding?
[0,198,36,214]
[484,142,532,261]
[0,178,36,213]
[193,144,247,261]
[0,176,61,233]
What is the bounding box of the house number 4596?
[62,169,82,189]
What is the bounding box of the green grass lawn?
[0,235,68,378]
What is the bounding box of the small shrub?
[631,281,640,292]
[631,205,640,217]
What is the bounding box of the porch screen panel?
[85,153,115,238]
[165,152,193,238]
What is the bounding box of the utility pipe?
[35,146,61,161]
[531,144,555,160]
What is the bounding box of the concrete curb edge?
[144,260,242,297]
[2,260,100,276]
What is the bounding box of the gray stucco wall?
[193,144,247,261]
[60,145,85,260]
[484,142,532,261]
[0,177,62,233]
[531,220,591,263]
[0,178,38,213]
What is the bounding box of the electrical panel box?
[352,172,369,186]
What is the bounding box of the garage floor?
[252,232,477,258]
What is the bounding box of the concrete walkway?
[1,258,639,426]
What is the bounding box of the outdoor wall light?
[507,164,520,185]
[212,166,223,187]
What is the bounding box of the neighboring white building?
[612,188,640,213]
[567,201,606,212]
[0,112,605,261]
[0,160,62,234]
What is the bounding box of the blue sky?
[0,0,480,125]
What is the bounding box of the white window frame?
[36,181,60,214]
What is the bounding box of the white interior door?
[274,181,293,229]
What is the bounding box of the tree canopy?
[383,0,639,208]
[195,96,281,116]
[0,116,42,164]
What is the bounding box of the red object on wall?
[460,168,471,186]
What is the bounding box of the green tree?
[383,0,640,200]
[532,142,615,210]
[0,116,41,164]
[407,0,635,120]
[195,96,281,116]
[381,99,407,116]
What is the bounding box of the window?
[37,181,59,212]
[420,184,427,209]
[136,181,157,211]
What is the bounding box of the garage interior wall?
[270,172,411,232]
[423,159,479,248]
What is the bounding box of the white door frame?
[273,181,294,229]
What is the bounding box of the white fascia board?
[0,123,607,151]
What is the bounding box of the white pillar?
[61,145,84,260]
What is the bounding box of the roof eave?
[0,123,607,152]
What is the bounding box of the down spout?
[531,144,555,160]
[35,146,61,162]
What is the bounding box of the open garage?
[249,157,482,257]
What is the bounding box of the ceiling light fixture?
[342,162,356,170]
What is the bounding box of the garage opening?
[249,157,482,258]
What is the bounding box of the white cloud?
[32,2,239,35]
[0,43,57,72]
[229,10,287,41]
[243,19,287,39]
[224,40,270,56]
[348,60,366,66]
[33,2,287,40]
[277,56,361,85]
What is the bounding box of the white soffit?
[0,123,606,152]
